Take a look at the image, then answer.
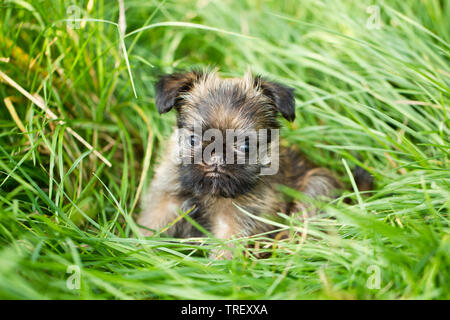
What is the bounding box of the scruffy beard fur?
[179,162,260,198]
[138,70,370,259]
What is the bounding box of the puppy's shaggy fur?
[138,70,345,253]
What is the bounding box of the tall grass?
[0,0,448,299]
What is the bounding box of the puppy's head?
[155,70,295,198]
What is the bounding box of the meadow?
[0,0,448,299]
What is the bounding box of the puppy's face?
[155,70,295,198]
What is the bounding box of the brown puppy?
[138,70,343,255]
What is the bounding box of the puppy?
[138,70,345,255]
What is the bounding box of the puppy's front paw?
[139,227,155,237]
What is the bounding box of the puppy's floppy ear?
[255,76,296,121]
[154,71,203,114]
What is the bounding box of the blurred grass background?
[0,0,448,299]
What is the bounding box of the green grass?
[0,0,449,299]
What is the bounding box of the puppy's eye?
[237,141,249,153]
[189,135,200,147]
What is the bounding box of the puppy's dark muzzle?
[204,165,225,177]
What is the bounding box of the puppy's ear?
[154,71,202,114]
[255,76,296,121]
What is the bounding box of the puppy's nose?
[210,154,224,166]
[206,154,225,168]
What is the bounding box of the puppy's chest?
[196,183,284,218]
[202,197,238,217]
